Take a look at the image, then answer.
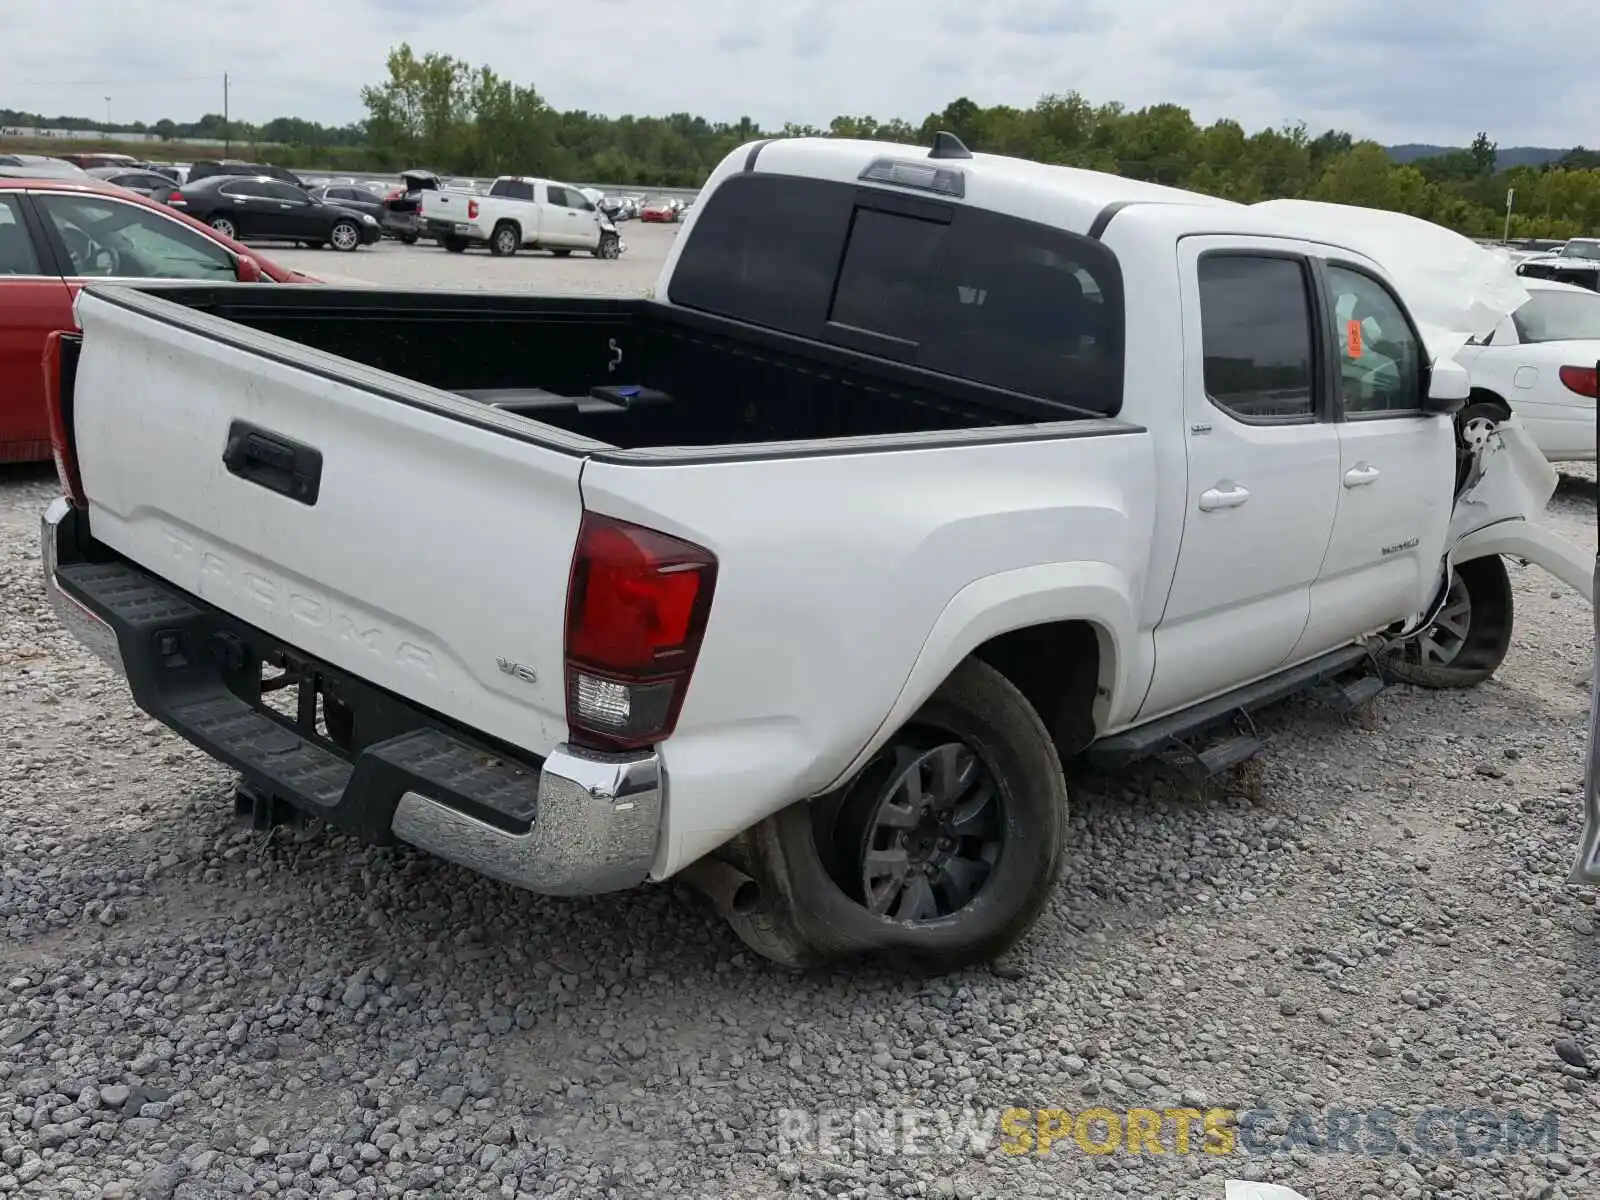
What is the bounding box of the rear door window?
[0,196,43,275]
[1196,255,1317,422]
[667,172,1125,413]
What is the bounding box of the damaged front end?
[1430,410,1597,884]
[1577,554,1600,885]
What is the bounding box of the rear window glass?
[667,172,1124,414]
[1512,288,1600,342]
[492,179,535,201]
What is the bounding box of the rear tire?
[725,658,1068,971]
[442,236,468,253]
[399,233,419,245]
[208,215,237,239]
[1381,555,1514,689]
[489,222,519,257]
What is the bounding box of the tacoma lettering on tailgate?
[158,530,438,678]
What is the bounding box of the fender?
[820,560,1136,791]
[1453,519,1594,603]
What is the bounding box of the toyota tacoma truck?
[40,133,1595,970]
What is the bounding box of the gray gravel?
[3,243,1599,1198]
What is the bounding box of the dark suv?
[187,159,306,189]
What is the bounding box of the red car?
[639,198,681,223]
[0,175,313,463]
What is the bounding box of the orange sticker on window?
[1346,319,1363,358]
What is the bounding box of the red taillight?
[564,512,717,751]
[167,191,185,203]
[467,198,479,220]
[43,331,87,509]
[1558,365,1598,398]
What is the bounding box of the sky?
[4,0,1597,148]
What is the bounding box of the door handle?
[1343,463,1381,487]
[1198,483,1251,511]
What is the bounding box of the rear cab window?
[666,172,1126,415]
[492,180,536,201]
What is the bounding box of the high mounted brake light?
[564,512,717,751]
[857,157,966,199]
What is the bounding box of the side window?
[262,182,307,202]
[35,194,236,280]
[221,180,264,198]
[545,185,570,207]
[1325,266,1424,415]
[0,196,43,275]
[1197,255,1316,423]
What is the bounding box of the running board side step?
[1087,644,1381,779]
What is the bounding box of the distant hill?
[1385,143,1567,168]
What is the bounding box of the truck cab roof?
[742,136,1242,238]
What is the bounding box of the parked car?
[167,175,382,251]
[86,166,184,203]
[380,169,441,244]
[186,159,306,189]
[309,184,388,231]
[1516,238,1600,291]
[59,152,140,170]
[0,176,309,462]
[37,135,1590,973]
[419,176,623,258]
[638,196,680,223]
[0,155,89,179]
[1452,278,1599,462]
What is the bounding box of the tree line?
[8,44,1599,237]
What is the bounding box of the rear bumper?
[425,218,485,241]
[40,498,663,896]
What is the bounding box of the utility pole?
[104,96,111,130]
[223,73,230,155]
[1503,187,1515,243]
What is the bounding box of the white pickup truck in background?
[41,132,1594,971]
[420,174,624,258]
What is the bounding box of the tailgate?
[68,285,588,757]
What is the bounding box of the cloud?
[1,0,1592,148]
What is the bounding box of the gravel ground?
[260,223,681,296]
[2,243,1598,1198]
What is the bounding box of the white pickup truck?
[419,175,624,259]
[40,133,1595,971]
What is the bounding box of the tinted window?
[261,182,308,202]
[0,196,42,274]
[669,172,1124,413]
[1512,289,1600,343]
[220,179,267,198]
[545,185,569,206]
[35,194,235,280]
[1197,255,1315,422]
[1326,265,1423,415]
[492,179,535,201]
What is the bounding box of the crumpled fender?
[1448,417,1592,603]
[1574,555,1600,885]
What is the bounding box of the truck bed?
[102,284,1090,451]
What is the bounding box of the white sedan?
[1452,278,1598,462]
